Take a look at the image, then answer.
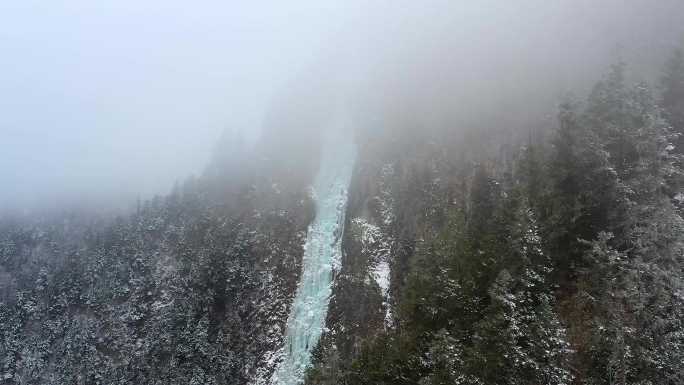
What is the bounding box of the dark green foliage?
[344,162,573,384]
[4,49,684,385]
[0,175,312,385]
[662,48,684,144]
[339,56,684,385]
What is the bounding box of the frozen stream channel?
[271,127,355,385]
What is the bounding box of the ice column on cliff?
[271,125,355,385]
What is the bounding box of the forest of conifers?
[2,47,684,385]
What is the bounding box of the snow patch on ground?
[352,216,394,329]
[377,163,396,327]
[372,261,390,297]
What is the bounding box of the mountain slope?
[2,54,684,385]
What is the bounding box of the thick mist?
[0,0,354,213]
[2,0,683,214]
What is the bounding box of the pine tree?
[662,47,684,145]
[661,46,684,210]
[547,98,624,272]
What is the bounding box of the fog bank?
[2,0,683,214]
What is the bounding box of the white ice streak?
[270,127,355,385]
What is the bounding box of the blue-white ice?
[271,127,355,385]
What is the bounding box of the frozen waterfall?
[271,127,355,385]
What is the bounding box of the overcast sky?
[2,0,683,214]
[0,1,356,212]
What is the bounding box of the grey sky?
[1,1,354,212]
[2,0,683,213]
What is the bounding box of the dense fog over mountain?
[2,0,683,213]
[0,1,351,212]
